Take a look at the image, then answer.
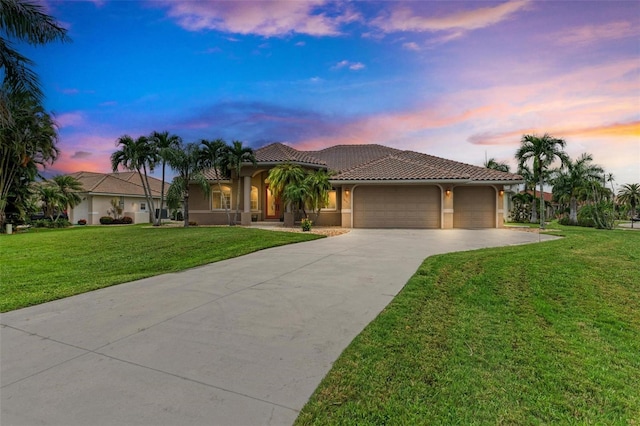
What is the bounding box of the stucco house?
[66,171,166,225]
[189,143,523,229]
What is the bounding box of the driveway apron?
[1,229,558,425]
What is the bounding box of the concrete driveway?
[1,229,558,426]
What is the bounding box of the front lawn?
[0,225,322,312]
[296,226,640,424]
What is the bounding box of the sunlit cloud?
[372,1,530,35]
[402,41,420,51]
[71,151,92,159]
[157,0,359,36]
[55,112,85,128]
[554,21,640,45]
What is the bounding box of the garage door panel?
[453,186,495,228]
[354,186,440,229]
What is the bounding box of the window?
[251,186,258,211]
[140,202,146,211]
[119,196,125,209]
[212,185,231,210]
[323,190,337,210]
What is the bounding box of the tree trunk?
[530,188,538,223]
[539,173,545,229]
[183,192,189,227]
[156,161,166,227]
[569,196,578,225]
[235,175,241,225]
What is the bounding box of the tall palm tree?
[0,88,58,226]
[200,138,232,225]
[484,157,511,173]
[304,169,333,221]
[111,135,158,223]
[225,140,256,224]
[51,174,82,219]
[552,153,604,225]
[617,183,640,219]
[166,142,209,227]
[1,0,69,109]
[515,133,569,229]
[148,130,181,226]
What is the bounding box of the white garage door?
[353,186,440,228]
[453,186,496,228]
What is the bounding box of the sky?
[24,0,640,189]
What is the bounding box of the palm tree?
[484,157,511,173]
[225,140,256,224]
[267,162,307,218]
[552,153,604,225]
[515,133,569,229]
[0,0,69,109]
[34,182,61,219]
[304,169,333,221]
[166,142,209,227]
[0,89,58,226]
[111,135,158,223]
[200,138,232,225]
[51,174,82,219]
[618,183,640,219]
[148,130,181,226]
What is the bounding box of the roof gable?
[255,143,326,166]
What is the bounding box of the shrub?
[301,217,312,231]
[188,221,197,226]
[100,216,114,225]
[77,219,87,225]
[121,216,133,224]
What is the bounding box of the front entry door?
[265,185,281,219]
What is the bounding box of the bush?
[301,217,312,231]
[121,216,133,224]
[100,216,114,225]
[77,219,87,225]
[32,218,70,228]
[188,221,197,226]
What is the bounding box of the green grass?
[0,225,322,312]
[296,226,640,425]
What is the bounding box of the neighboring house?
[521,190,559,220]
[66,171,166,225]
[189,143,524,229]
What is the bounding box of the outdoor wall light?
[499,189,504,196]
[345,189,350,196]
[445,189,451,196]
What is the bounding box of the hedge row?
[100,216,133,225]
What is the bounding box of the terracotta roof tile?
[67,171,166,196]
[255,143,326,166]
[333,155,469,181]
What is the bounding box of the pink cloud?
[373,1,531,34]
[158,0,359,36]
[402,41,420,51]
[554,21,640,45]
[55,112,85,128]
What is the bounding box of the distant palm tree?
[516,133,569,229]
[148,130,181,226]
[0,0,69,104]
[552,153,604,225]
[51,174,82,219]
[225,140,256,224]
[166,142,209,227]
[111,135,158,223]
[200,138,232,225]
[484,157,511,173]
[617,183,640,219]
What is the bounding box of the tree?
[303,169,333,221]
[200,138,232,225]
[484,157,510,173]
[111,135,158,224]
[225,140,256,224]
[0,89,58,226]
[515,133,568,229]
[267,162,306,218]
[166,141,209,227]
[148,130,181,226]
[50,174,82,219]
[0,0,69,116]
[618,183,640,219]
[552,153,604,225]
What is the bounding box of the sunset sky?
[26,0,640,188]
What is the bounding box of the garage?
[353,185,441,228]
[453,186,496,228]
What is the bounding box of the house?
[66,171,166,225]
[189,143,524,229]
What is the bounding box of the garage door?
[353,186,440,228]
[453,186,496,228]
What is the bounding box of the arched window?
[212,185,231,210]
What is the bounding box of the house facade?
[189,143,524,229]
[67,171,165,225]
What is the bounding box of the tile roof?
[67,171,166,196]
[252,143,523,183]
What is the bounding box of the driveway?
[1,229,558,426]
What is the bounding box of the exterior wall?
[341,186,352,228]
[70,194,155,224]
[442,186,453,229]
